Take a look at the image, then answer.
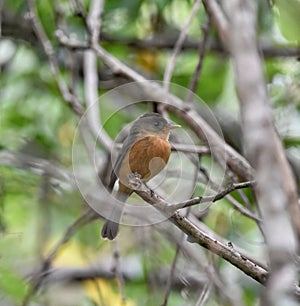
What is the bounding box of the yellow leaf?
[44,239,95,267]
[58,122,76,147]
[84,279,136,306]
[134,49,159,73]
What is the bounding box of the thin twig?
[53,29,300,57]
[162,245,181,306]
[171,180,258,218]
[28,0,113,153]
[127,173,268,285]
[0,150,73,181]
[186,17,211,100]
[3,11,300,57]
[196,281,212,306]
[162,207,192,306]
[163,0,202,91]
[112,240,126,303]
[27,0,84,116]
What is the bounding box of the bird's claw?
[128,172,142,190]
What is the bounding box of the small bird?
[101,112,180,240]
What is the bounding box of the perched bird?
[101,112,180,240]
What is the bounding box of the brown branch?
[170,143,210,154]
[127,173,268,285]
[172,180,260,222]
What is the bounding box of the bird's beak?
[167,121,181,129]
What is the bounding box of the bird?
[101,112,181,240]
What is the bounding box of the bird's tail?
[101,219,120,240]
[101,190,130,240]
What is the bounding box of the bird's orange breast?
[118,135,171,187]
[129,135,171,181]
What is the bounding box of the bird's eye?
[154,121,159,126]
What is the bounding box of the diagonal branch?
[202,0,229,44]
[171,180,260,222]
[84,42,253,180]
[27,0,84,116]
[186,17,211,99]
[127,173,267,285]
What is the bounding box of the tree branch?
[27,0,84,116]
[83,0,113,152]
[2,10,300,57]
[127,173,268,285]
[222,1,300,305]
[163,0,202,90]
[202,0,229,44]
[172,180,260,222]
[186,17,211,100]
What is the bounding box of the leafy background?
[0,0,300,305]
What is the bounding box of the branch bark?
[220,1,300,305]
[127,173,268,285]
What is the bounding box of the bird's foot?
[128,172,142,190]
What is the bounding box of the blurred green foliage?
[0,0,299,305]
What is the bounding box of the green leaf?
[0,266,28,302]
[273,0,300,43]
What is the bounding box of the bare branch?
[27,0,84,116]
[196,281,212,306]
[112,241,126,303]
[186,17,211,100]
[172,181,260,222]
[223,1,299,305]
[86,0,104,46]
[163,0,202,90]
[84,0,112,151]
[31,263,207,291]
[0,150,73,183]
[161,244,181,306]
[3,11,300,57]
[202,0,229,44]
[127,173,268,285]
[28,0,113,154]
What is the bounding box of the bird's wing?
[108,132,138,190]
